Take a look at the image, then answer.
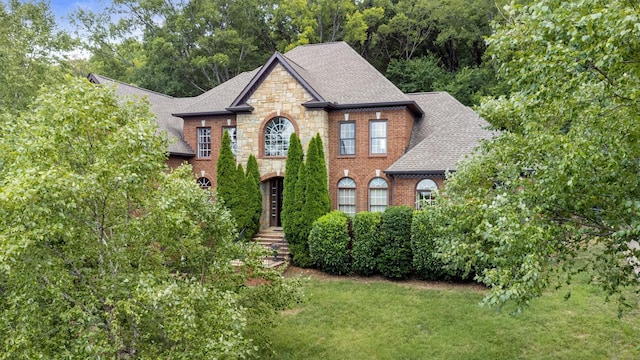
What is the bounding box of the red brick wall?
[327,108,415,212]
[166,155,191,170]
[392,177,445,209]
[182,115,237,188]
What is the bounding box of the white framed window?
[197,127,211,158]
[224,127,237,156]
[197,177,212,190]
[339,122,355,155]
[370,120,387,155]
[368,177,388,212]
[264,117,294,157]
[416,179,438,209]
[338,177,356,216]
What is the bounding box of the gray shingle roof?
[385,92,495,174]
[88,74,195,156]
[174,70,259,115]
[282,42,411,104]
[175,42,414,116]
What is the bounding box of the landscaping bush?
[352,211,382,276]
[411,207,449,280]
[309,211,351,275]
[377,206,414,279]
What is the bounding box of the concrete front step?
[252,227,290,262]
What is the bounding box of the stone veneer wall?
[236,63,329,176]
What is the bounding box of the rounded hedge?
[377,206,414,279]
[308,211,351,275]
[352,212,382,276]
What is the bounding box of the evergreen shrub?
[377,206,414,279]
[352,211,381,276]
[411,208,449,280]
[309,211,351,275]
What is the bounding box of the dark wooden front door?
[269,177,284,227]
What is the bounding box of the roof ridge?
[88,73,176,99]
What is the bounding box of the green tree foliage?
[411,207,469,281]
[290,135,332,268]
[309,211,352,275]
[303,135,331,221]
[377,206,414,279]
[216,130,241,219]
[245,154,263,240]
[0,77,299,358]
[439,0,640,311]
[217,133,262,240]
[0,0,73,113]
[73,0,274,96]
[282,133,303,236]
[69,0,501,99]
[289,162,313,267]
[352,211,382,276]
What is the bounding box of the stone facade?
[238,63,329,177]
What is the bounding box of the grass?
[260,270,639,359]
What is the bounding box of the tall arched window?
[416,179,438,209]
[264,116,294,157]
[197,177,212,190]
[337,177,356,216]
[368,177,388,212]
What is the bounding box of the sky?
[48,0,105,31]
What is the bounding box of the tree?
[217,130,241,213]
[73,0,274,96]
[439,0,640,311]
[303,134,331,221]
[246,154,263,240]
[0,0,73,113]
[289,161,312,267]
[289,135,331,268]
[0,77,298,358]
[281,133,303,238]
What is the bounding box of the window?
[339,122,355,155]
[370,120,387,155]
[224,127,237,156]
[264,117,294,157]
[416,179,438,209]
[197,177,212,190]
[337,177,356,216]
[197,127,211,158]
[368,177,388,212]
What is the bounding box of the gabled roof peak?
[228,51,325,110]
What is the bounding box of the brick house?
[89,41,493,229]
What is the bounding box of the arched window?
[416,179,438,209]
[337,177,356,216]
[196,177,211,190]
[264,116,294,157]
[368,177,388,212]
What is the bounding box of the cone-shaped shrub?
[282,133,302,237]
[245,154,262,240]
[216,131,240,219]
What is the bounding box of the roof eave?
[303,100,424,116]
[172,110,235,117]
[384,169,454,176]
[169,151,196,158]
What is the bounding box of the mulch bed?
[282,265,487,292]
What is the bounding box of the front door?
[269,177,284,227]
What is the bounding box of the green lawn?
[261,270,639,359]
